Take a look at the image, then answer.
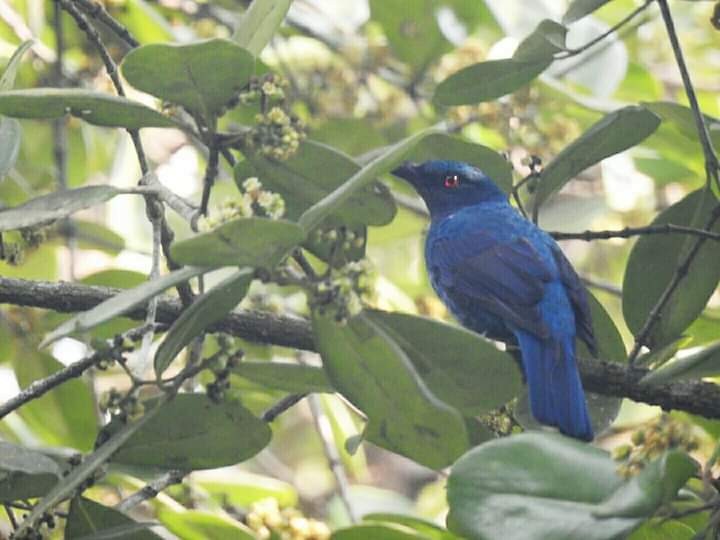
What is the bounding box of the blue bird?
[392,160,596,441]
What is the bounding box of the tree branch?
[115,470,185,512]
[4,277,720,420]
[550,223,720,242]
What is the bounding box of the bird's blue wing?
[549,243,597,356]
[429,232,554,339]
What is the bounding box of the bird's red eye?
[443,174,460,188]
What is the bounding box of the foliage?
[0,0,719,539]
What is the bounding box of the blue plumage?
[393,160,596,441]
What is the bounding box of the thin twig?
[307,393,358,523]
[3,504,18,530]
[550,224,720,242]
[262,393,307,423]
[199,144,220,218]
[628,205,720,362]
[73,0,140,48]
[115,470,185,512]
[656,0,720,191]
[581,276,622,297]
[628,0,720,362]
[556,0,655,59]
[0,326,151,420]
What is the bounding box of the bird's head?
[392,160,507,218]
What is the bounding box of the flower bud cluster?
[613,414,699,477]
[311,258,376,323]
[199,177,286,231]
[245,498,330,540]
[246,106,306,161]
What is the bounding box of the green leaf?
[0,89,176,128]
[0,117,20,180]
[41,266,207,347]
[197,470,298,507]
[233,361,334,394]
[12,351,98,451]
[407,134,513,193]
[117,0,175,44]
[154,269,253,375]
[563,0,612,24]
[110,394,271,470]
[121,39,254,119]
[366,310,523,416]
[73,221,127,255]
[643,101,720,151]
[622,189,720,349]
[232,0,292,56]
[628,519,695,540]
[158,509,255,540]
[0,442,61,502]
[433,58,552,106]
[333,523,430,540]
[66,498,161,540]
[369,0,451,70]
[299,128,438,232]
[593,451,697,518]
[313,310,469,469]
[0,185,120,232]
[365,514,460,540]
[170,217,305,268]
[640,340,720,385]
[535,106,661,208]
[583,292,626,363]
[447,432,640,540]
[513,20,568,62]
[235,140,396,226]
[0,40,34,91]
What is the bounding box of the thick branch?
[4,277,720,419]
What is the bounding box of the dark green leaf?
[366,310,523,416]
[121,39,254,119]
[369,0,451,70]
[66,498,161,540]
[12,351,98,451]
[42,266,206,347]
[170,217,305,268]
[0,442,61,502]
[640,340,720,385]
[313,311,469,469]
[72,221,127,255]
[513,20,568,62]
[0,89,176,128]
[0,185,120,232]
[332,523,430,540]
[232,0,292,56]
[233,361,334,394]
[0,40,34,90]
[535,106,661,208]
[298,128,437,232]
[110,394,271,469]
[155,269,253,375]
[583,292,626,363]
[433,58,552,106]
[158,509,256,540]
[593,451,697,518]
[0,117,20,180]
[643,101,720,151]
[623,189,720,349]
[563,0,612,24]
[407,134,513,193]
[447,432,639,540]
[235,140,396,226]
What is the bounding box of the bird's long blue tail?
[515,331,593,441]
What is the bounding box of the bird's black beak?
[391,162,419,185]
